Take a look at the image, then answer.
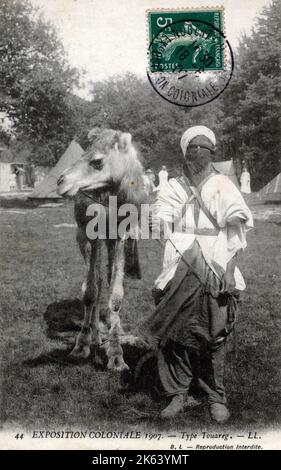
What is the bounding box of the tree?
[220,0,281,190]
[87,73,226,176]
[0,0,81,164]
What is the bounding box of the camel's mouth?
[57,180,110,198]
[57,183,80,198]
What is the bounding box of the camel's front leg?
[70,241,102,359]
[107,239,128,371]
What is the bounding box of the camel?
[57,128,146,371]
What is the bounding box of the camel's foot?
[69,327,93,359]
[107,353,129,372]
[106,337,129,371]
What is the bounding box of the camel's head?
[57,128,146,204]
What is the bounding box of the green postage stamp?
[148,9,225,73]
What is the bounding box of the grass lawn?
[0,201,281,436]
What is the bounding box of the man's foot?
[160,395,184,419]
[209,403,230,423]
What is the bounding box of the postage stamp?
[146,8,234,107]
[148,9,225,72]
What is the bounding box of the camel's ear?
[116,132,132,152]
[88,127,102,142]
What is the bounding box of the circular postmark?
[147,18,234,107]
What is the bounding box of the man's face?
[184,145,213,175]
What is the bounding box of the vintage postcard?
[0,0,280,455]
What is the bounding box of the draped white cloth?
[152,174,254,291]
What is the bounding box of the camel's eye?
[89,159,103,170]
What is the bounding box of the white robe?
[152,174,254,291]
[240,171,251,194]
[158,169,169,188]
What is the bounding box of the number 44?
[14,433,24,440]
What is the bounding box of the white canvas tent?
[0,162,13,191]
[30,140,84,199]
[258,173,281,199]
[30,145,239,199]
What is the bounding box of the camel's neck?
[74,186,118,226]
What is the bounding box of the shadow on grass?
[42,298,154,368]
[29,297,160,395]
[38,298,206,417]
[22,341,159,392]
[43,298,83,339]
[43,298,112,340]
[0,196,64,209]
[23,347,87,367]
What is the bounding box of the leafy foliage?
[0,0,80,164]
[1,0,279,188]
[84,0,281,189]
[221,0,281,190]
[86,74,226,176]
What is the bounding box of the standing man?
[140,126,253,422]
[158,165,169,189]
[240,166,251,194]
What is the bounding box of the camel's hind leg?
[106,239,128,372]
[70,237,102,359]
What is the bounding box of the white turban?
[180,126,216,156]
